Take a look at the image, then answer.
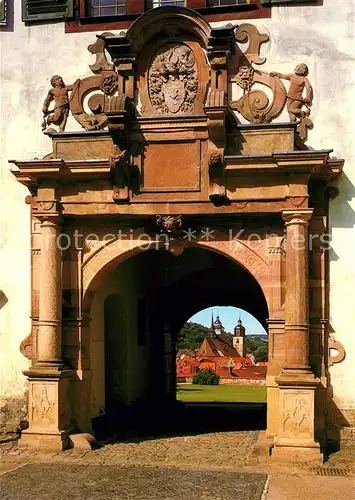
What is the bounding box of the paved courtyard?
[1,430,354,500]
[1,464,268,500]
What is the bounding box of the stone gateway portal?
[10,8,346,459]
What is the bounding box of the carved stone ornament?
[208,150,224,172]
[109,145,131,203]
[20,331,33,360]
[32,385,56,427]
[41,33,120,133]
[282,393,312,438]
[156,215,183,234]
[148,44,198,115]
[328,336,346,366]
[230,24,314,143]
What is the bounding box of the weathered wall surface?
[0,0,354,432]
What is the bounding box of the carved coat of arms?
[148,44,198,114]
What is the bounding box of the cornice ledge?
[10,158,112,184]
[224,149,331,174]
[10,158,65,171]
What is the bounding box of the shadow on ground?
[1,464,268,500]
[92,401,267,444]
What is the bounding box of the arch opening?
[88,246,269,439]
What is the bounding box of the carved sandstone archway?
[82,230,271,313]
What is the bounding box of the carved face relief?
[148,44,198,115]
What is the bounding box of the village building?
[0,1,354,461]
[176,315,267,380]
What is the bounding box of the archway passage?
[176,306,268,436]
[89,246,269,439]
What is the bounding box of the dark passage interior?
[91,247,268,441]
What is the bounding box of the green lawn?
[177,384,267,403]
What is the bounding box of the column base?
[274,375,323,462]
[22,368,76,453]
[19,427,76,453]
[272,440,323,462]
[276,367,319,386]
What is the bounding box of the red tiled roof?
[197,337,240,358]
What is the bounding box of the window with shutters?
[21,0,315,29]
[22,0,74,22]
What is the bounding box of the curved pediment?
[126,6,212,53]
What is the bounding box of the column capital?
[35,200,62,225]
[282,209,314,226]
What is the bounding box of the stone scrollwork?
[234,23,269,65]
[328,336,346,366]
[148,44,198,115]
[88,33,115,74]
[230,24,314,143]
[20,331,33,360]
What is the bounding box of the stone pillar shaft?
[282,209,313,371]
[273,209,321,461]
[37,219,62,365]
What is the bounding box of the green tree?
[246,337,268,362]
[177,322,211,350]
[253,343,268,362]
[192,369,220,385]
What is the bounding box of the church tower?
[213,314,224,336]
[209,312,224,337]
[233,317,246,357]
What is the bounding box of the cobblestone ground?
[0,431,259,470]
[1,431,355,500]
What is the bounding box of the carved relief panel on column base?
[19,371,75,452]
[273,386,322,461]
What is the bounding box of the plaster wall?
[0,0,354,427]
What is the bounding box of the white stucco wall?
[0,0,354,415]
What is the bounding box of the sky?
[188,306,266,335]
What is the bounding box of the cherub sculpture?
[271,63,313,122]
[42,75,77,132]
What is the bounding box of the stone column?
[20,198,75,452]
[282,209,313,373]
[37,218,62,366]
[273,209,322,461]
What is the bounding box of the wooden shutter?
[0,0,6,23]
[22,0,74,22]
